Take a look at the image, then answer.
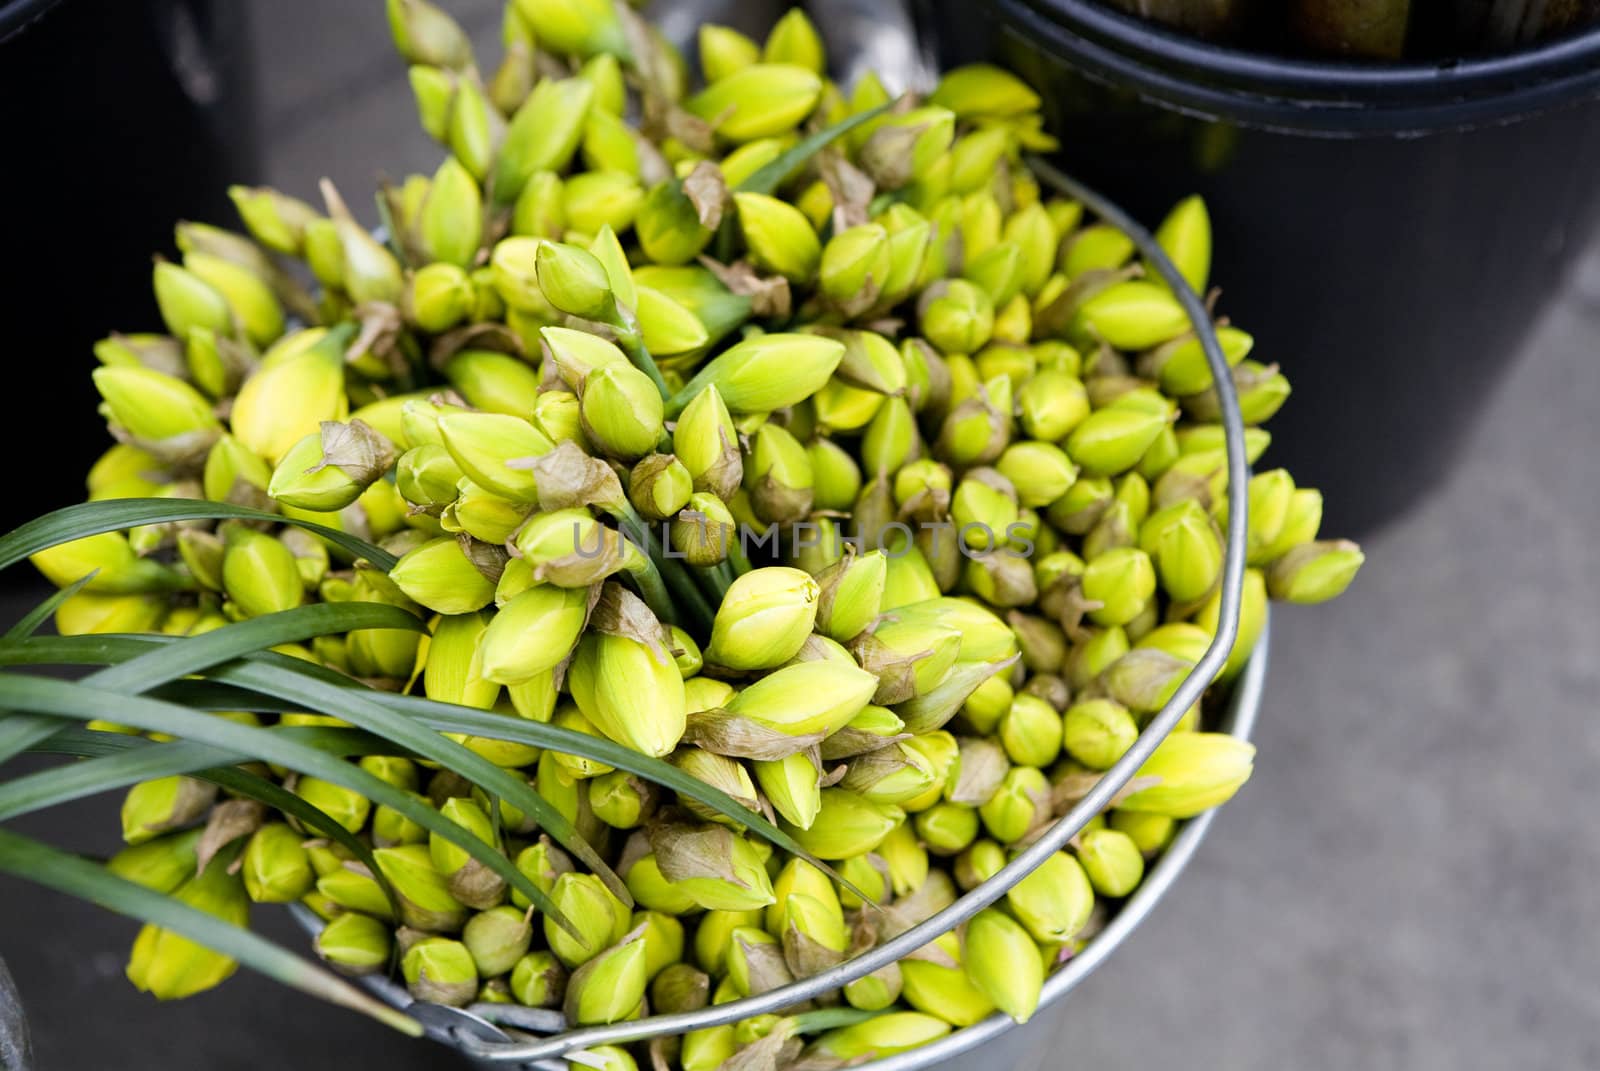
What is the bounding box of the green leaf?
[82,602,425,694]
[11,725,406,919]
[736,100,897,196]
[0,672,572,934]
[0,628,618,903]
[0,714,61,767]
[203,658,629,913]
[0,725,378,820]
[0,499,398,575]
[0,624,619,927]
[0,602,421,767]
[0,634,867,901]
[6,570,99,639]
[0,828,421,1036]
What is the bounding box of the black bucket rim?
[0,0,66,44]
[998,0,1600,134]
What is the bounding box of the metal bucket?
[290,631,1268,1070]
[285,148,1263,1069]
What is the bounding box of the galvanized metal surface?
[290,153,1257,1068]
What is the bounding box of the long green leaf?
[0,725,378,820]
[202,658,628,910]
[6,619,620,904]
[0,828,420,1036]
[0,634,863,896]
[0,673,573,934]
[13,725,405,918]
[0,714,60,767]
[0,603,422,767]
[83,602,425,694]
[0,499,398,574]
[737,100,897,196]
[5,571,98,639]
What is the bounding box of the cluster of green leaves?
[0,499,847,1033]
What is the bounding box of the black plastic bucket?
[0,0,256,538]
[916,0,1600,533]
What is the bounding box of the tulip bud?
[568,626,688,758]
[725,660,879,738]
[461,905,534,978]
[671,385,742,500]
[649,823,775,912]
[995,443,1078,511]
[394,444,462,513]
[1266,540,1365,604]
[1080,546,1156,627]
[1110,809,1175,854]
[919,279,995,355]
[748,428,816,527]
[798,439,861,517]
[732,191,821,281]
[686,64,822,141]
[30,531,184,596]
[950,469,1019,553]
[267,421,393,513]
[126,856,249,999]
[388,537,496,614]
[850,616,962,706]
[400,937,477,1007]
[814,550,886,642]
[580,363,665,461]
[752,749,823,830]
[404,261,472,332]
[540,871,629,969]
[1060,696,1136,768]
[1137,499,1224,603]
[563,170,645,236]
[1252,485,1323,564]
[1076,828,1145,897]
[1118,732,1256,817]
[119,777,215,847]
[439,351,540,417]
[437,411,552,501]
[1145,193,1211,291]
[311,912,391,977]
[231,329,350,464]
[535,240,616,322]
[227,184,317,255]
[978,765,1049,844]
[238,823,314,904]
[509,950,567,1009]
[1185,360,1292,425]
[672,333,844,415]
[219,527,303,618]
[590,771,657,830]
[839,743,938,809]
[107,829,202,895]
[672,748,760,822]
[998,694,1064,768]
[91,365,222,464]
[705,567,820,670]
[819,224,891,314]
[899,931,996,1027]
[1006,850,1094,944]
[670,493,737,568]
[960,908,1044,1024]
[809,1012,952,1061]
[779,788,901,859]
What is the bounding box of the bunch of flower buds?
[50,0,1365,1063]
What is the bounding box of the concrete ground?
[1,3,1598,1069]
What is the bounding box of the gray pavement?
[1,3,1598,1069]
